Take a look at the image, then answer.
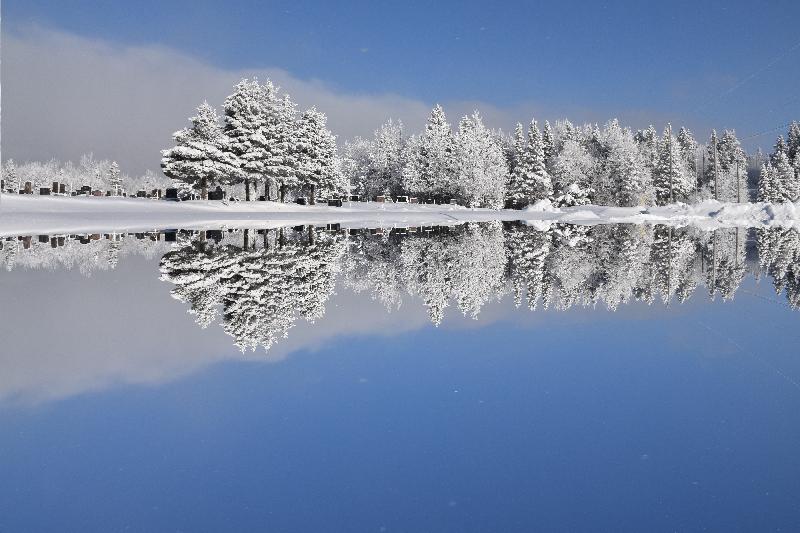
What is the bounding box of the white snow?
[1,194,800,237]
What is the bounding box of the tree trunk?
[310,184,316,205]
[245,178,251,201]
[201,177,208,200]
[280,184,286,203]
[308,225,315,245]
[264,181,269,201]
[244,228,249,250]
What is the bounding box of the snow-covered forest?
[5,222,798,352]
[4,79,797,209]
[1,154,171,196]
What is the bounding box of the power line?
[739,121,794,142]
[692,39,800,116]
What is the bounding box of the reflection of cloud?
[2,25,674,175]
[0,256,437,405]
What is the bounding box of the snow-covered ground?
[1,194,799,237]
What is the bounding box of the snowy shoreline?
[1,194,799,237]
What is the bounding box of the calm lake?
[1,222,799,531]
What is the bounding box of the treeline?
[347,112,798,208]
[1,155,171,196]
[153,79,800,208]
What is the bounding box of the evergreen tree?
[296,108,340,201]
[2,159,18,193]
[653,125,691,205]
[108,162,122,195]
[634,125,659,169]
[514,119,552,204]
[772,135,788,164]
[402,105,456,201]
[757,163,776,202]
[223,79,267,200]
[223,79,299,201]
[787,122,800,163]
[162,102,238,199]
[505,123,526,203]
[717,130,747,202]
[371,119,406,196]
[453,112,507,208]
[542,120,555,162]
[677,127,698,177]
[599,119,650,207]
[774,151,798,202]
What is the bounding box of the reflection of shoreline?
[4,195,800,239]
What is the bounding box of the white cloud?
[2,25,682,176]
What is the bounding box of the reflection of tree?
[341,232,405,311]
[9,220,798,356]
[343,223,508,325]
[160,228,346,352]
[505,222,553,310]
[757,227,800,308]
[702,228,747,300]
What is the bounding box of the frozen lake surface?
[2,221,800,531]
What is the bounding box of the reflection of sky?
[2,257,800,531]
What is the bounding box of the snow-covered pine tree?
[514,119,552,205]
[654,125,691,205]
[2,159,18,193]
[505,123,526,204]
[772,135,788,164]
[162,102,238,199]
[270,91,301,200]
[371,119,406,197]
[757,163,776,202]
[550,139,596,205]
[717,130,747,202]
[296,107,339,201]
[453,112,506,208]
[787,122,800,163]
[402,105,456,201]
[633,125,659,201]
[108,162,121,195]
[223,79,267,200]
[773,151,798,202]
[677,127,698,178]
[599,119,650,207]
[542,120,555,163]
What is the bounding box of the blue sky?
[3,0,800,170]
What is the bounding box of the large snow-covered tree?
[453,112,507,208]
[511,119,552,205]
[223,79,299,201]
[773,151,798,202]
[295,107,340,201]
[717,130,748,202]
[403,105,456,201]
[653,125,692,205]
[161,102,238,199]
[2,159,18,193]
[108,162,122,195]
[598,119,651,207]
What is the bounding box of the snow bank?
[1,194,799,237]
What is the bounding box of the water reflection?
[3,222,798,354]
